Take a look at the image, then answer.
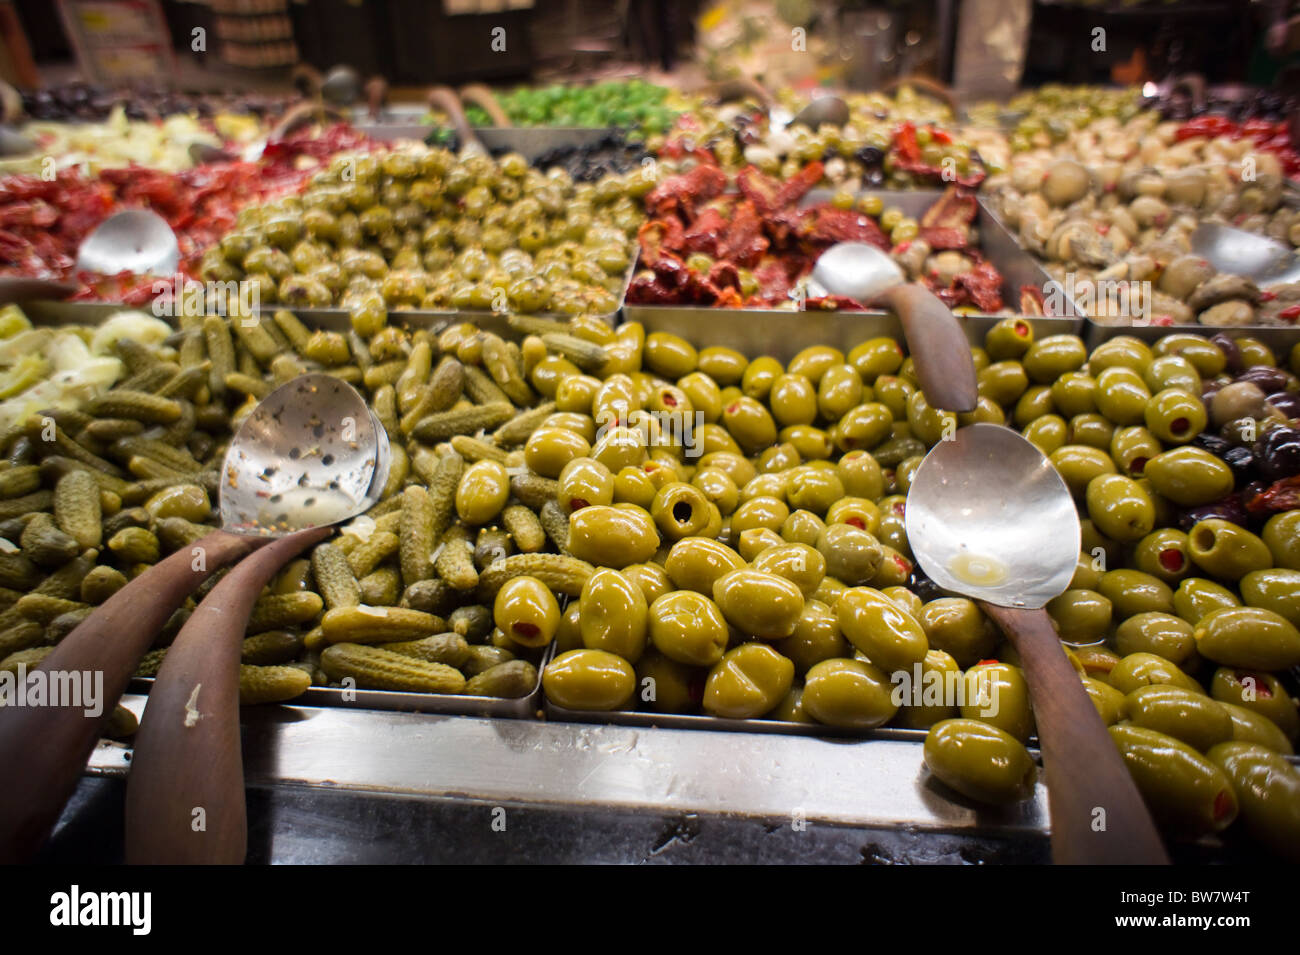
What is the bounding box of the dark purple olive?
[1210,334,1243,373]
[1268,392,1300,419]
[1178,495,1251,532]
[1222,445,1258,482]
[855,145,885,166]
[1254,426,1300,481]
[1201,378,1228,403]
[1219,418,1260,446]
[1192,433,1234,456]
[1237,366,1293,393]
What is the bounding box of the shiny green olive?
[721,396,777,454]
[784,465,845,515]
[1085,474,1154,544]
[543,648,636,711]
[1207,742,1300,861]
[649,482,712,541]
[579,568,648,663]
[712,568,804,639]
[643,332,697,378]
[695,451,754,489]
[1211,668,1300,741]
[1108,652,1205,695]
[736,527,784,561]
[1144,388,1206,444]
[1240,569,1300,627]
[826,497,880,535]
[1219,701,1294,755]
[566,505,660,568]
[835,450,885,500]
[961,662,1034,742]
[874,586,919,620]
[1074,644,1122,682]
[730,495,789,535]
[1144,355,1202,396]
[524,426,592,479]
[741,356,783,400]
[1173,576,1241,624]
[1114,612,1197,667]
[1193,606,1300,670]
[848,337,906,382]
[1067,413,1114,450]
[873,375,915,421]
[612,466,657,509]
[696,346,748,386]
[906,390,957,446]
[1023,334,1088,384]
[782,599,849,674]
[781,509,826,547]
[779,424,835,460]
[803,658,900,730]
[1109,426,1164,479]
[635,649,704,714]
[1234,336,1275,367]
[1050,444,1117,497]
[837,586,929,672]
[1070,552,1104,591]
[984,317,1034,361]
[1124,685,1233,752]
[955,396,1006,430]
[703,643,794,719]
[1094,366,1152,426]
[648,590,729,666]
[455,460,510,525]
[1022,414,1068,456]
[1047,588,1113,644]
[555,601,584,653]
[558,457,614,513]
[1153,334,1227,378]
[620,562,673,606]
[816,364,864,420]
[677,372,722,423]
[690,467,739,516]
[1108,723,1237,836]
[1089,336,1153,376]
[892,649,962,729]
[1083,676,1127,725]
[493,576,560,648]
[1143,447,1234,506]
[531,356,585,399]
[1050,371,1097,417]
[770,687,815,724]
[663,537,745,595]
[834,403,894,453]
[1187,519,1273,583]
[752,543,826,599]
[1262,511,1300,570]
[1097,569,1174,619]
[1080,518,1122,570]
[1013,385,1056,427]
[917,598,998,668]
[924,718,1037,804]
[787,345,845,384]
[815,523,884,586]
[590,426,647,473]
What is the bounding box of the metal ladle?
[1190,222,1300,286]
[0,373,391,863]
[808,241,978,412]
[905,423,1169,864]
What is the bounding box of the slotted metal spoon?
[906,423,1169,864]
[0,373,390,863]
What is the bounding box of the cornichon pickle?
[321,643,466,693]
[238,664,312,704]
[52,470,102,550]
[312,542,361,610]
[464,660,538,698]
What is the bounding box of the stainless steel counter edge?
[91,693,1050,834]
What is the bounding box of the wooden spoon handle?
[0,277,77,304]
[125,526,329,865]
[876,283,978,413]
[459,83,511,127]
[0,530,263,863]
[982,604,1170,865]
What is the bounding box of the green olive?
[566,505,660,568]
[1113,612,1197,666]
[917,598,998,668]
[578,568,648,663]
[1240,569,1300,627]
[815,523,884,586]
[787,345,845,384]
[524,426,592,479]
[924,718,1037,804]
[1023,334,1088,384]
[1211,668,1300,741]
[1014,385,1056,427]
[1108,652,1204,695]
[722,396,777,454]
[1131,528,1192,584]
[836,586,929,672]
[1218,701,1294,755]
[779,424,834,460]
[1144,388,1206,444]
[836,450,885,500]
[730,495,789,535]
[1085,474,1154,543]
[818,364,865,420]
[635,649,705,714]
[1050,444,1118,498]
[1262,511,1300,570]
[1187,519,1273,582]
[643,332,697,379]
[1123,685,1233,752]
[960,662,1034,742]
[848,336,906,382]
[1083,676,1127,725]
[1022,414,1068,456]
[558,457,615,513]
[1097,569,1175,619]
[803,658,900,729]
[1143,447,1234,506]
[696,347,748,386]
[1108,723,1237,836]
[703,643,794,719]
[1207,742,1300,861]
[834,403,894,452]
[1068,413,1114,450]
[649,481,712,540]
[784,465,845,515]
[1046,588,1113,644]
[455,460,510,524]
[543,648,636,711]
[1153,334,1227,377]
[1109,426,1164,479]
[493,575,560,648]
[1089,336,1153,376]
[1173,576,1241,624]
[663,537,745,595]
[1193,606,1300,670]
[891,649,962,729]
[781,508,827,547]
[1049,371,1097,417]
[712,569,805,639]
[1094,366,1152,426]
[741,356,783,401]
[984,317,1034,361]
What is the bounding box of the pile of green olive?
[505,319,1300,856]
[968,84,1148,153]
[199,143,651,320]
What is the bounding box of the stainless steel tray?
[623,190,1082,362]
[1084,318,1300,353]
[544,700,930,741]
